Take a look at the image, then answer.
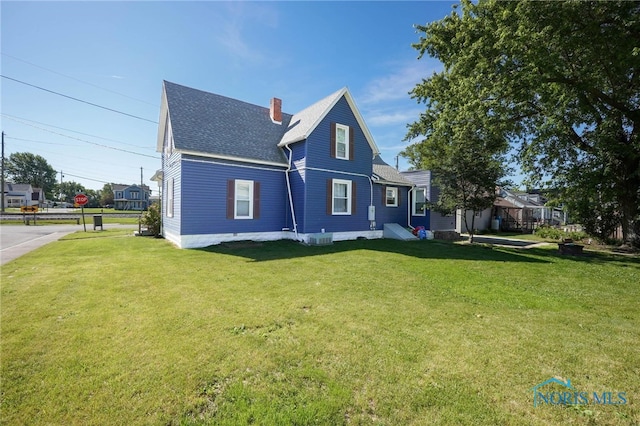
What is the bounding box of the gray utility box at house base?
[93,215,103,230]
[308,233,333,246]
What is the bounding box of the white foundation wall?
[163,229,384,249]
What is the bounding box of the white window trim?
[332,178,352,215]
[234,180,254,219]
[335,123,350,160]
[412,188,426,216]
[386,187,398,207]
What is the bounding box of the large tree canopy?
[405,0,640,247]
[5,152,57,198]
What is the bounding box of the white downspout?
[408,186,415,230]
[284,145,299,239]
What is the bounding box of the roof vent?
[270,97,282,124]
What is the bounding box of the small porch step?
[383,223,418,241]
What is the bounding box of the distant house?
[2,183,37,208]
[112,184,151,211]
[32,188,45,207]
[495,188,566,231]
[155,81,426,248]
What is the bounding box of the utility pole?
[59,170,64,203]
[139,166,143,235]
[140,166,144,210]
[1,131,5,212]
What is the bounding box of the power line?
[1,113,156,150]
[2,114,160,159]
[1,52,157,107]
[5,136,82,147]
[1,74,158,124]
[57,171,110,185]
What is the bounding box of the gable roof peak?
[278,87,379,156]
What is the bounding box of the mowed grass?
[1,232,638,425]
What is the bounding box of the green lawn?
[1,232,638,425]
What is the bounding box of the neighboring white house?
[2,183,39,208]
[456,207,493,234]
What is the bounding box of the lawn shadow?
[195,238,552,264]
[522,245,640,268]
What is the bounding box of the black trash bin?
[93,215,103,230]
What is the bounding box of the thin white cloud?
[360,60,441,105]
[366,109,422,126]
[214,3,279,63]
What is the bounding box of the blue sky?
[1,1,457,193]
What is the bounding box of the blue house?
[112,184,151,211]
[156,81,421,248]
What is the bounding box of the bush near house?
[534,224,588,242]
[140,203,161,236]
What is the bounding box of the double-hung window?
[227,179,259,220]
[234,180,254,219]
[412,188,426,216]
[167,178,174,218]
[332,179,352,215]
[335,124,349,160]
[386,187,398,207]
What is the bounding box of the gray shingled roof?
[372,155,413,186]
[164,81,292,165]
[279,88,345,146]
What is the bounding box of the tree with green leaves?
[54,181,87,204]
[403,92,509,242]
[100,183,114,207]
[405,0,640,247]
[5,152,57,199]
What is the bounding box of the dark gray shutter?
[326,179,333,215]
[351,181,357,215]
[330,122,336,158]
[349,126,354,161]
[253,181,260,219]
[227,180,235,219]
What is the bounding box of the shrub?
[534,225,590,243]
[534,225,564,240]
[140,203,161,236]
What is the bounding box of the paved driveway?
[0,224,81,265]
[0,224,136,265]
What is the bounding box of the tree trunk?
[468,211,477,243]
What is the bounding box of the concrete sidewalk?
[462,234,551,249]
[1,224,137,265]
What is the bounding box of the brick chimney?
[270,97,282,124]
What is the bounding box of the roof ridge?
[163,80,293,117]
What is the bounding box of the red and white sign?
[74,194,89,206]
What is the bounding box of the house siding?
[372,184,409,229]
[305,97,373,177]
[401,171,431,230]
[179,157,287,236]
[301,169,371,234]
[163,151,183,238]
[429,185,456,230]
[293,96,375,234]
